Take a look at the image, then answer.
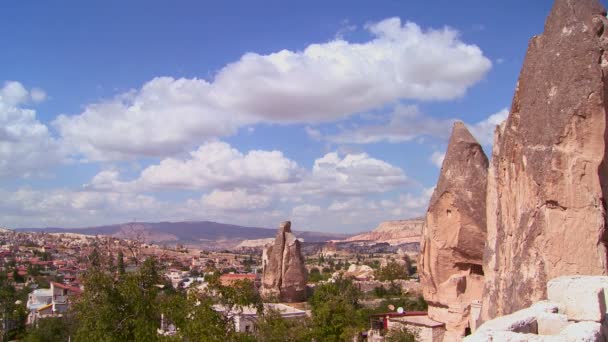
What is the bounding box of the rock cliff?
[261,221,307,302]
[346,219,423,245]
[419,122,488,339]
[482,0,608,321]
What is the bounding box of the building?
[214,303,306,333]
[367,311,445,342]
[26,282,81,324]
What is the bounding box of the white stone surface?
[476,301,559,335]
[547,276,607,322]
[559,321,602,342]
[537,312,569,336]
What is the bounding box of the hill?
[16,221,348,250]
[344,218,423,246]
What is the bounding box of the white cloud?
[325,105,509,147]
[467,108,509,146]
[301,151,408,196]
[304,126,322,141]
[89,142,408,200]
[292,204,322,217]
[0,81,62,178]
[0,188,168,228]
[201,189,272,211]
[55,17,491,161]
[430,151,445,168]
[88,141,302,192]
[30,88,47,102]
[326,105,453,144]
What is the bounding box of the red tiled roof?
[52,282,82,294]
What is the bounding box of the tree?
[308,277,367,341]
[385,326,419,342]
[117,250,125,275]
[376,261,409,282]
[73,257,163,341]
[0,273,26,340]
[254,308,312,342]
[22,317,72,342]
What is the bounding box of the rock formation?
[346,219,423,245]
[482,0,608,320]
[466,276,608,341]
[261,221,307,302]
[419,122,488,340]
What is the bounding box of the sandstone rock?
[537,312,570,335]
[346,219,423,245]
[559,322,603,342]
[419,122,489,338]
[261,221,307,302]
[547,276,607,322]
[482,0,608,320]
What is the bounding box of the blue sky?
[0,1,560,232]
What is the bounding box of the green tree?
[0,273,26,340]
[376,261,409,281]
[385,326,419,342]
[23,317,72,342]
[117,250,125,275]
[309,277,367,342]
[254,308,312,342]
[73,257,163,341]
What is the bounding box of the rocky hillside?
[345,219,423,246]
[16,221,348,250]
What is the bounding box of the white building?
[26,282,81,324]
[214,303,307,333]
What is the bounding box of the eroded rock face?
[261,221,307,302]
[482,0,608,321]
[419,122,488,338]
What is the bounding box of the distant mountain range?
[344,218,423,246]
[16,221,349,250]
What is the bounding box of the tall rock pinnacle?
[261,221,307,302]
[482,0,608,320]
[419,121,488,339]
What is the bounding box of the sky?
[0,0,560,233]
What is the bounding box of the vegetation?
[0,273,27,341]
[308,277,370,341]
[375,260,410,281]
[4,254,426,342]
[385,326,419,342]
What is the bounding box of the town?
[0,223,425,341]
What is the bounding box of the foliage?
[373,283,402,298]
[22,317,72,342]
[308,277,368,342]
[376,261,409,281]
[385,326,419,342]
[373,295,428,314]
[0,273,27,340]
[254,308,312,342]
[73,257,164,341]
[117,250,126,275]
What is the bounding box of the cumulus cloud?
[300,151,409,195]
[292,204,322,217]
[325,105,509,147]
[467,108,509,146]
[88,141,302,192]
[430,151,445,168]
[326,105,453,144]
[0,81,62,178]
[54,17,491,161]
[201,189,273,211]
[0,188,169,228]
